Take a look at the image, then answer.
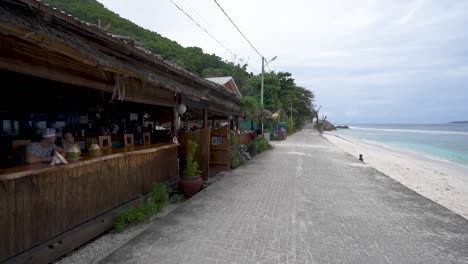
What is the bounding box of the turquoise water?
[329,124,468,166]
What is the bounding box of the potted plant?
[179,140,203,198]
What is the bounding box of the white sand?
[323,133,468,219]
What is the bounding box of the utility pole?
[260,56,277,135]
[261,57,265,105]
[290,103,293,132]
[260,56,277,105]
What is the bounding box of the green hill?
[43,0,251,88]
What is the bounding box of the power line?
[169,0,235,57]
[212,0,263,59]
[241,56,260,74]
[168,0,261,74]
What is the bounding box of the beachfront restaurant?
[0,1,241,263]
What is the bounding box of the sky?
[97,0,468,124]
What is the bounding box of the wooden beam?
[203,109,208,129]
[172,107,179,139]
[0,56,113,92]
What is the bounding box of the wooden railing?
[0,143,178,263]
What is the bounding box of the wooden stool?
[9,139,31,163]
[98,135,112,150]
[124,134,134,147]
[142,132,151,145]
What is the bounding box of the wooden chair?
[10,139,31,164]
[98,135,112,150]
[123,134,134,147]
[142,132,151,145]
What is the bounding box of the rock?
[323,120,336,131]
[336,125,349,129]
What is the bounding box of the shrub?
[238,144,251,161]
[230,130,239,146]
[231,154,242,169]
[254,138,270,153]
[248,141,257,156]
[183,140,200,178]
[115,183,170,231]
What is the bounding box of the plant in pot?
[179,140,203,198]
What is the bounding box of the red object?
[179,177,203,198]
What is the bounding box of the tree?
[241,96,262,131]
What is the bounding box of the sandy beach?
[323,133,468,220]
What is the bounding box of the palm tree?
[241,96,262,131]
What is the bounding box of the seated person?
[26,128,65,163]
[61,132,82,154]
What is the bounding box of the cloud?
[345,110,361,117]
[397,0,425,24]
[97,0,468,123]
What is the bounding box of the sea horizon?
[329,123,468,166]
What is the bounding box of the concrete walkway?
[100,127,468,264]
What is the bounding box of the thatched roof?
[0,0,240,115]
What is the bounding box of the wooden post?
[229,116,234,131]
[172,107,179,138]
[235,116,241,133]
[203,109,208,129]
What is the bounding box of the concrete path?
[100,127,468,264]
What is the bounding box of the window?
[2,120,19,135]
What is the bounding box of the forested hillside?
[43,0,316,130]
[43,0,252,88]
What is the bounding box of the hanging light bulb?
[177,103,186,115]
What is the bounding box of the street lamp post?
[260,56,277,105]
[290,102,293,132]
[260,56,277,135]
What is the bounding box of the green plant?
[230,130,239,146]
[254,138,270,153]
[115,183,170,231]
[248,141,257,156]
[183,140,201,179]
[173,193,186,203]
[230,131,242,169]
[231,154,242,169]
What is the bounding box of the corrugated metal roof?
[206,76,241,98]
[205,76,233,85]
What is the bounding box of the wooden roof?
[0,0,240,116]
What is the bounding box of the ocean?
[328,123,468,166]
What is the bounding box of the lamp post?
[260,56,277,135]
[260,56,277,105]
[290,102,293,132]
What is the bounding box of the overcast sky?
[97,0,468,124]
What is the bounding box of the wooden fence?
[209,126,230,170]
[238,132,255,145]
[0,144,178,263]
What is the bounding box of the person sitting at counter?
[61,132,82,154]
[25,128,65,164]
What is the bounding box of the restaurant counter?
[0,142,179,262]
[0,143,179,181]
